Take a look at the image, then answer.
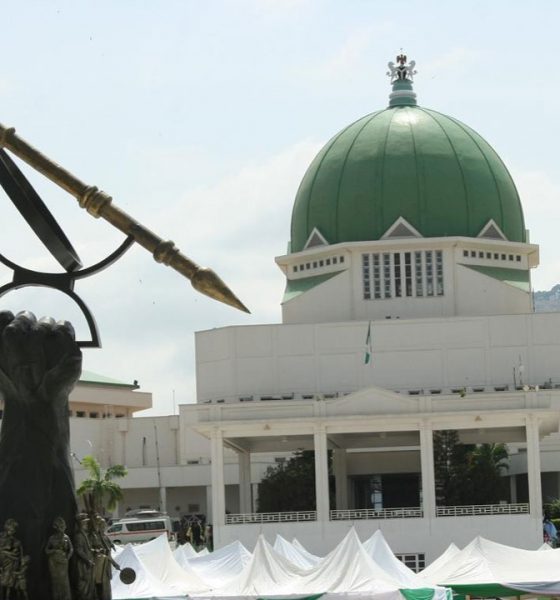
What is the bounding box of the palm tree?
[76,455,128,514]
[468,443,509,504]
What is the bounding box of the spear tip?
[191,267,250,314]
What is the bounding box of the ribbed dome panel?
[290,106,525,253]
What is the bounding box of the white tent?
[203,534,308,596]
[362,530,421,587]
[274,534,317,569]
[185,540,253,588]
[113,544,184,599]
[131,534,210,594]
[419,544,460,582]
[285,528,408,595]
[292,537,322,565]
[174,542,199,559]
[114,529,448,600]
[421,536,560,595]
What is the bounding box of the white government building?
[66,57,560,565]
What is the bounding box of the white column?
[419,422,436,520]
[526,414,543,519]
[238,451,252,514]
[251,483,259,513]
[159,487,167,513]
[314,425,330,522]
[333,449,348,510]
[510,475,518,503]
[205,486,213,522]
[210,429,226,527]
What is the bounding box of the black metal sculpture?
[0,312,81,599]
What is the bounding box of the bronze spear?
[0,123,250,313]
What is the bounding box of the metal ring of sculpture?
[0,148,133,347]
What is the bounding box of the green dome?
[290,105,526,253]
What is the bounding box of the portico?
[193,386,559,560]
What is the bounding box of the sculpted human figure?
[0,311,82,600]
[45,518,73,600]
[0,518,29,600]
[72,515,95,600]
[90,515,118,600]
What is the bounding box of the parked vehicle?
[106,515,174,544]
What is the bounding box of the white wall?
[195,312,560,402]
[277,237,537,325]
[455,264,531,316]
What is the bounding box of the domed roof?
[290,60,525,254]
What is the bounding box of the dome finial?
[387,53,417,107]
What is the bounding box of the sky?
[0,0,559,415]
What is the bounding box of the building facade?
[59,56,560,562]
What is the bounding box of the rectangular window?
[425,251,434,296]
[394,253,402,297]
[493,253,499,260]
[319,260,324,267]
[404,252,412,297]
[383,253,391,298]
[470,251,476,257]
[362,254,371,300]
[333,257,338,264]
[463,250,468,257]
[313,261,317,268]
[326,258,331,265]
[372,254,381,299]
[306,263,310,269]
[508,254,514,261]
[293,266,298,273]
[340,256,345,263]
[478,251,484,258]
[435,250,444,296]
[486,252,491,259]
[516,255,521,262]
[414,251,423,297]
[396,553,426,573]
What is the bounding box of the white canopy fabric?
[292,538,322,565]
[421,536,560,595]
[131,534,210,594]
[174,542,199,559]
[112,544,183,599]
[362,531,421,587]
[418,544,460,582]
[185,540,253,588]
[274,534,317,570]
[285,528,403,595]
[113,528,448,600]
[204,534,309,596]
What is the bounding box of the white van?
[106,516,173,544]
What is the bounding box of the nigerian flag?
[364,321,373,365]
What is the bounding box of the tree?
[468,442,509,504]
[257,450,334,512]
[76,455,128,514]
[433,431,509,506]
[433,430,471,506]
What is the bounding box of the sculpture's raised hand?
[0,311,82,405]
